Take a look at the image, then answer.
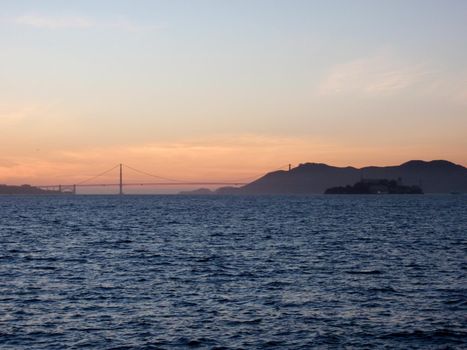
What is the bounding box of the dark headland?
[0,184,62,195]
[181,160,467,195]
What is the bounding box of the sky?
[1,0,466,192]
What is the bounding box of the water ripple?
[0,194,466,349]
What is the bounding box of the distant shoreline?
[0,184,63,195]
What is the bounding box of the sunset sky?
[1,0,466,192]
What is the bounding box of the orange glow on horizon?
[1,135,465,191]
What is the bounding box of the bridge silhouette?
[36,163,289,194]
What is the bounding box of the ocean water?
[0,195,466,349]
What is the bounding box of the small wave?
[260,340,285,347]
[380,329,466,344]
[368,286,397,293]
[24,256,58,262]
[195,256,217,262]
[114,239,133,244]
[346,270,382,275]
[444,299,467,307]
[6,248,24,253]
[226,318,263,326]
[176,337,215,348]
[32,265,57,270]
[0,255,15,260]
[167,220,182,225]
[265,280,292,287]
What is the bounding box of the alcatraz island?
[324,178,423,194]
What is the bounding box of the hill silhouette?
[188,160,466,195]
[0,184,61,195]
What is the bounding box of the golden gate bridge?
[35,163,289,194]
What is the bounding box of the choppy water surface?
[0,195,466,349]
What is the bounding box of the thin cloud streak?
[318,51,434,97]
[317,50,467,107]
[8,13,157,32]
[0,102,65,129]
[14,14,93,29]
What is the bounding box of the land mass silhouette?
[181,160,467,195]
[0,184,62,195]
[2,160,466,195]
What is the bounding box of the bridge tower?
[119,163,123,195]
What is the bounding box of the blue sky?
[0,0,466,187]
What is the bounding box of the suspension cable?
[123,164,186,183]
[123,163,290,184]
[76,164,120,185]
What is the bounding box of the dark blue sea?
[0,195,466,349]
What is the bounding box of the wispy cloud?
[0,100,70,129]
[14,14,93,29]
[0,103,50,125]
[452,75,467,104]
[9,13,156,32]
[318,50,434,97]
[0,159,17,168]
